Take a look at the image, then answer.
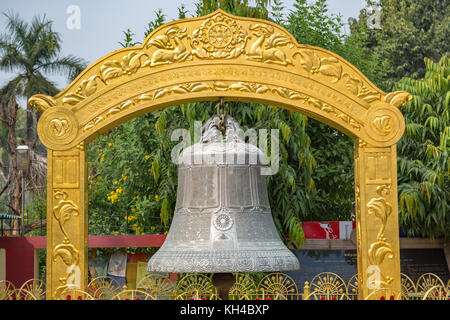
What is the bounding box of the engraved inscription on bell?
[147,114,300,273]
[227,166,252,208]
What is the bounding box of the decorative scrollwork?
[422,285,448,300]
[294,50,342,82]
[87,276,122,300]
[347,274,359,300]
[0,280,15,300]
[136,273,175,300]
[309,272,348,300]
[400,273,417,300]
[28,94,57,112]
[11,289,37,300]
[174,274,218,300]
[63,75,103,106]
[228,273,257,300]
[416,273,445,296]
[20,279,46,300]
[383,91,412,108]
[258,273,298,300]
[342,73,380,103]
[53,191,79,240]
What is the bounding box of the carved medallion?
[208,23,233,48]
[190,12,248,59]
[213,213,233,231]
[365,103,405,145]
[38,107,78,147]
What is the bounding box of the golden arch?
[29,9,411,299]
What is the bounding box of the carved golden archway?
[29,9,411,300]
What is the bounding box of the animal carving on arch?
[147,26,192,66]
[246,24,293,66]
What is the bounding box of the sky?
[0,0,368,91]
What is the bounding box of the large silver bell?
[147,114,300,273]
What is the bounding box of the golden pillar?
[45,145,88,299]
[355,142,401,299]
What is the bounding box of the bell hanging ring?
[147,114,300,273]
[216,98,226,136]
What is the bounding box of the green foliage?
[350,0,450,89]
[286,0,344,54]
[118,29,140,48]
[144,9,167,37]
[395,55,449,238]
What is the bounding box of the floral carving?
[383,91,412,108]
[28,94,57,112]
[306,97,361,130]
[368,241,394,266]
[367,197,392,241]
[49,118,70,137]
[53,241,80,266]
[373,115,393,135]
[293,50,342,82]
[342,73,380,103]
[53,191,79,240]
[82,115,105,133]
[246,24,293,65]
[101,51,150,80]
[367,186,394,266]
[52,190,81,296]
[62,75,103,106]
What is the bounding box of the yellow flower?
[114,181,118,185]
[112,231,119,235]
[108,142,112,147]
[145,155,150,160]
[155,194,159,202]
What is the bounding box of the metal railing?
[1,272,448,300]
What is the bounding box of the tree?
[0,12,86,148]
[0,12,86,233]
[395,55,449,238]
[350,0,450,88]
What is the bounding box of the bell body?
[147,115,300,273]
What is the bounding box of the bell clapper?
[212,273,235,300]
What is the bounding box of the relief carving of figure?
[246,24,293,66]
[147,26,192,66]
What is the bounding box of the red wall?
[0,222,356,288]
[0,235,166,288]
